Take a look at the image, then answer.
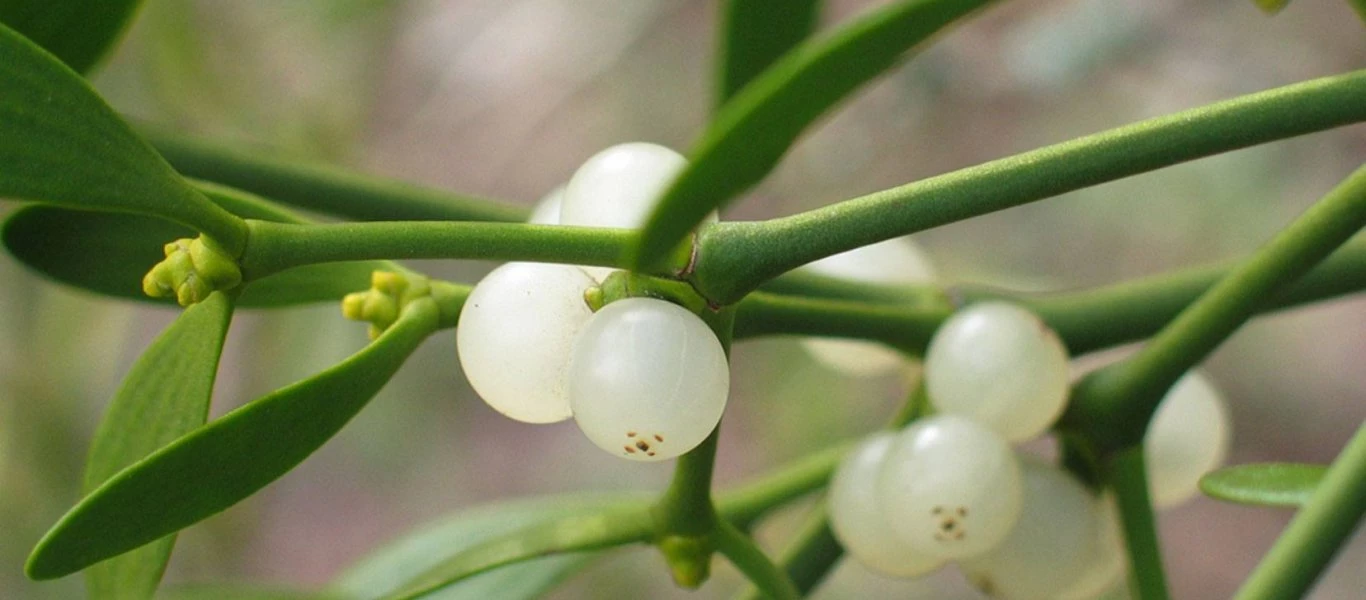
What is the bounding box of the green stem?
[693,70,1366,304]
[1235,423,1366,600]
[1107,447,1169,600]
[714,520,801,600]
[733,234,1366,355]
[1067,164,1366,449]
[140,127,528,223]
[238,220,690,281]
[716,443,852,528]
[733,509,842,600]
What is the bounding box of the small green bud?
[142,235,242,306]
[657,535,713,589]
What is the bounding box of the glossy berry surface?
[1145,370,1231,508]
[829,432,943,578]
[924,301,1070,441]
[456,262,596,423]
[878,415,1023,559]
[567,297,729,462]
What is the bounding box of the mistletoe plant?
[2,1,1365,599]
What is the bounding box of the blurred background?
[2,0,1364,598]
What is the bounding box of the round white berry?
[568,298,729,462]
[1058,493,1125,600]
[800,238,936,376]
[456,262,596,423]
[924,302,1070,441]
[879,415,1023,559]
[527,186,565,225]
[829,432,944,578]
[1145,370,1231,508]
[962,458,1099,599]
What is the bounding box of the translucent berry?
[568,298,728,462]
[962,458,1099,599]
[924,302,1070,441]
[527,186,565,225]
[1058,493,1125,600]
[829,432,944,578]
[456,262,596,423]
[1145,370,1231,508]
[800,237,936,376]
[879,415,1023,559]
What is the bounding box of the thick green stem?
[140,127,528,223]
[238,220,690,281]
[714,520,801,600]
[1067,164,1366,449]
[1235,423,1366,600]
[693,70,1366,304]
[1108,447,1170,600]
[717,443,852,528]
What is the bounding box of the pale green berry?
[924,302,1070,441]
[1058,492,1125,600]
[561,143,687,281]
[801,237,936,376]
[568,298,728,462]
[456,262,596,423]
[1145,370,1231,508]
[528,186,565,225]
[879,415,1023,559]
[829,432,944,578]
[962,458,1099,599]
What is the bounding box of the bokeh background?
[2,0,1364,598]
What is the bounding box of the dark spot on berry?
[627,431,636,437]
[932,506,943,515]
[958,507,968,517]
[654,434,664,442]
[636,440,650,451]
[624,446,636,454]
[647,451,656,456]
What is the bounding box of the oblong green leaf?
[333,493,651,600]
[1200,463,1328,508]
[715,0,820,107]
[2,205,390,307]
[82,291,234,598]
[0,0,144,73]
[0,23,246,251]
[26,300,441,580]
[380,502,655,600]
[632,0,995,269]
[140,127,529,223]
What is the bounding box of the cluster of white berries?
[456,143,728,462]
[817,256,1231,598]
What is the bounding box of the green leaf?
[380,501,655,600]
[0,0,144,73]
[158,585,337,600]
[715,0,820,107]
[81,291,233,598]
[26,300,441,580]
[333,493,650,600]
[2,205,391,307]
[1200,463,1328,508]
[140,127,529,223]
[1250,0,1291,13]
[0,22,247,252]
[632,0,995,269]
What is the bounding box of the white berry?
[879,415,1023,559]
[924,302,1070,441]
[1145,370,1231,508]
[801,237,936,376]
[527,186,565,225]
[568,298,729,462]
[829,432,944,578]
[456,262,596,423]
[962,458,1099,600]
[561,143,687,281]
[1058,492,1125,600]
